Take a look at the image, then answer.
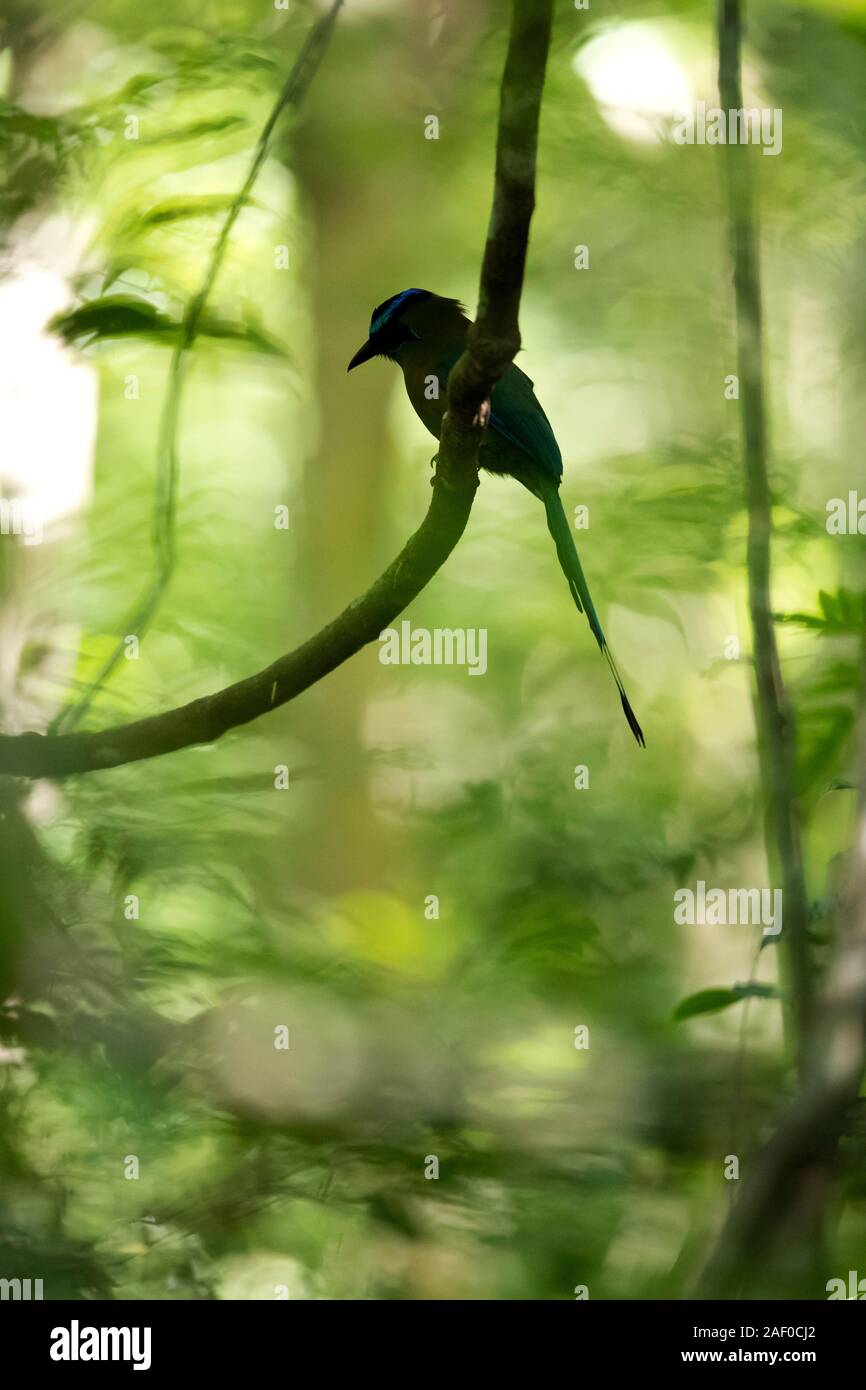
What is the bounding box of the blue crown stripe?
[370,288,426,335]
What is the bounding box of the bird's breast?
[401,358,449,441]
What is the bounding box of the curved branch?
[1,0,554,780]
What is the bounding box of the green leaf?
[775,588,865,634]
[125,194,260,237]
[139,114,247,147]
[49,294,286,356]
[673,988,741,1020]
[673,982,780,1021]
[818,589,837,624]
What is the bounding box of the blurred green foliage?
[0,0,865,1300]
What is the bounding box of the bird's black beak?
[347,337,378,372]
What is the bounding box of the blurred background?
[0,0,864,1299]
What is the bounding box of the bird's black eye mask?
[348,292,426,371]
[379,320,420,360]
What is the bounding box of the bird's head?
[347,288,467,370]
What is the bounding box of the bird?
[347,288,645,747]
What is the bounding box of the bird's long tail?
[540,481,645,747]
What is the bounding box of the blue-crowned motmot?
[348,288,645,746]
